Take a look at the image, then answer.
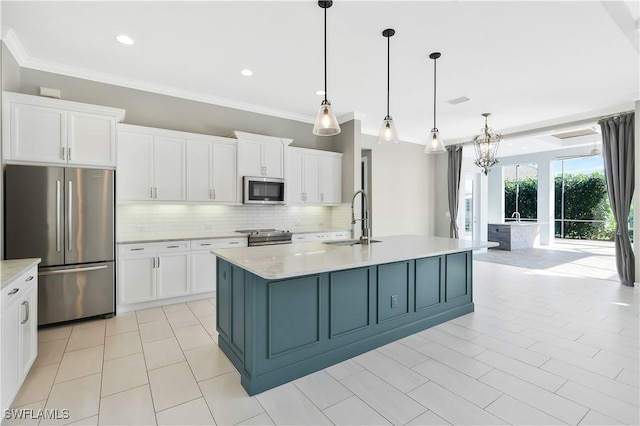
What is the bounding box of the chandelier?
[473,113,501,175]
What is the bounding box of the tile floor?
[5,242,639,425]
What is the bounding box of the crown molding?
[2,29,317,125]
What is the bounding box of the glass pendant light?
[424,52,446,154]
[312,0,341,136]
[378,28,399,144]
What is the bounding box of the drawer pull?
[200,243,212,246]
[229,242,240,245]
[131,248,145,251]
[167,245,180,248]
[8,288,19,296]
[25,276,34,282]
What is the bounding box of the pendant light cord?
[386,35,390,117]
[324,6,328,102]
[433,57,437,129]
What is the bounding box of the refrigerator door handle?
[38,265,108,276]
[68,180,73,252]
[56,180,62,252]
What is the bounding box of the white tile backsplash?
[117,204,351,240]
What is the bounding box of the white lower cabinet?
[156,251,190,299]
[190,238,247,294]
[118,237,247,308]
[1,265,38,414]
[119,255,156,304]
[118,242,190,305]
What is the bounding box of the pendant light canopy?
[312,0,341,136]
[473,113,502,175]
[424,52,446,154]
[378,28,399,144]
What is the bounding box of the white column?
[487,167,504,223]
[536,160,554,245]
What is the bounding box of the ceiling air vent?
[551,128,597,139]
[447,96,470,105]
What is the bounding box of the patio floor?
[474,239,619,282]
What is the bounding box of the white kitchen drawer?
[119,241,190,256]
[292,232,330,243]
[330,231,350,241]
[190,238,247,251]
[2,266,37,311]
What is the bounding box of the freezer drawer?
[38,261,115,326]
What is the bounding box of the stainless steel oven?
[243,176,285,205]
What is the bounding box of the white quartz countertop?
[213,235,496,280]
[118,232,245,244]
[1,258,41,290]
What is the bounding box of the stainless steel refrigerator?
[4,165,115,326]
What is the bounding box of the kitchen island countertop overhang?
[213,234,496,395]
[212,234,496,279]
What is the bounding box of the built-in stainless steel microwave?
[243,176,286,205]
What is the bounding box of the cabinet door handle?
[222,270,227,279]
[8,288,19,296]
[21,301,29,324]
[200,243,212,246]
[209,189,213,200]
[61,147,66,160]
[229,241,240,245]
[154,187,158,199]
[131,247,144,251]
[167,245,179,248]
[25,276,34,282]
[213,189,216,199]
[152,257,155,268]
[321,193,324,202]
[68,147,71,161]
[157,257,160,268]
[150,187,154,199]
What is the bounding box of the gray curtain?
[598,112,635,286]
[447,145,463,238]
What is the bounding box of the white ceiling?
[2,1,639,156]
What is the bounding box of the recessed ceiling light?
[315,90,325,96]
[116,34,134,45]
[241,69,253,77]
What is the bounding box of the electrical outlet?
[391,294,397,308]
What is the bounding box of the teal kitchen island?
[213,235,494,395]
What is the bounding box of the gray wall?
[363,134,439,238]
[15,66,340,153]
[2,43,20,92]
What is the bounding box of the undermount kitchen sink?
[324,239,382,246]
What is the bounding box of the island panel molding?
[214,235,489,395]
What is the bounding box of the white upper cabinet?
[186,140,212,202]
[154,136,185,201]
[117,125,185,202]
[287,147,342,205]
[2,92,125,167]
[319,154,343,204]
[211,142,237,202]
[117,131,154,201]
[118,124,236,203]
[68,112,117,166]
[234,131,292,203]
[186,137,237,203]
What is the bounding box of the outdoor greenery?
[504,172,616,240]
